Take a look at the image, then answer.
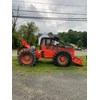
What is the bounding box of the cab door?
[40,38,55,58]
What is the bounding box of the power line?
[12,15,87,21]
[13,9,87,15]
[12,6,87,14]
[13,1,86,7]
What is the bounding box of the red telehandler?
[17,37,82,67]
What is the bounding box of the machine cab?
[40,37,58,58]
[40,37,74,58]
[40,37,55,49]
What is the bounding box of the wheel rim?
[60,56,65,62]
[58,55,68,65]
[21,53,33,65]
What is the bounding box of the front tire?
[53,51,72,67]
[18,49,36,66]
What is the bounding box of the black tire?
[17,47,26,55]
[18,48,36,66]
[53,50,72,67]
[36,57,39,62]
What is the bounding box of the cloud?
[12,0,87,33]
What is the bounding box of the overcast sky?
[12,0,87,34]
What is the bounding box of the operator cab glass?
[40,37,72,47]
[41,38,55,46]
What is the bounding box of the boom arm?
[20,38,30,48]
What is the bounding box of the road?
[12,70,87,100]
[75,50,87,56]
[12,50,87,56]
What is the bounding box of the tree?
[67,29,80,44]
[57,29,87,48]
[57,32,69,43]
[48,32,54,37]
[18,22,39,46]
[12,32,21,49]
[79,31,87,48]
[77,40,83,48]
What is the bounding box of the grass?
[12,56,87,74]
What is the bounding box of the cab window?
[41,39,45,45]
[46,39,51,46]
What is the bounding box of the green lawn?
[12,56,87,73]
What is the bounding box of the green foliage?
[48,32,54,37]
[57,29,87,48]
[12,22,39,49]
[58,32,69,43]
[12,32,21,49]
[18,22,39,46]
[79,31,87,47]
[77,40,83,48]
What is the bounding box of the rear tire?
[18,49,36,66]
[53,50,72,67]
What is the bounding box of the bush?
[12,32,21,49]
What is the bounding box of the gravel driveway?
[12,70,87,100]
